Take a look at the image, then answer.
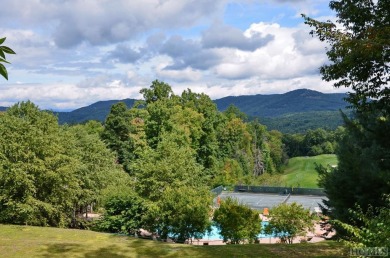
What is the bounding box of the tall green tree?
[132,132,205,201]
[154,186,212,243]
[0,102,80,226]
[304,0,390,226]
[101,102,134,174]
[318,112,390,222]
[65,124,124,218]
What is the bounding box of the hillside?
[56,99,136,124]
[214,89,348,117]
[0,224,345,258]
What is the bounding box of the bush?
[213,197,261,244]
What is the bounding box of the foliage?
[0,37,16,80]
[304,0,390,231]
[95,189,149,235]
[283,127,344,158]
[262,110,347,134]
[132,132,205,201]
[213,197,261,244]
[64,124,124,218]
[154,186,212,243]
[331,195,390,248]
[317,113,390,223]
[264,202,314,244]
[0,102,125,227]
[101,81,285,190]
[0,102,79,226]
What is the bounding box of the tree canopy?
[304,0,390,242]
[264,202,314,244]
[213,197,261,244]
[0,102,123,227]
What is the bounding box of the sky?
[0,0,345,111]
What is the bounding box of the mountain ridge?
[1,89,349,133]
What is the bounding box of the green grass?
[0,224,347,257]
[281,154,338,188]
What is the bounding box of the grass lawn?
[281,154,338,188]
[0,224,347,257]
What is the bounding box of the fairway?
[281,154,337,188]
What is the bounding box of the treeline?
[283,127,345,157]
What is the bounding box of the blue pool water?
[204,221,277,240]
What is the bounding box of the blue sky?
[0,0,343,111]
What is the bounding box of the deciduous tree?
[264,202,314,244]
[213,197,261,244]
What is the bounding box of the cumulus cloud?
[107,44,143,63]
[0,0,341,110]
[0,0,227,48]
[202,23,274,51]
[159,36,222,70]
[211,22,328,81]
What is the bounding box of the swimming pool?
[203,221,278,240]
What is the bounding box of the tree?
[154,186,212,243]
[317,112,390,223]
[213,197,261,244]
[304,0,390,226]
[0,37,16,80]
[0,102,80,226]
[96,188,149,235]
[65,124,124,220]
[132,132,205,201]
[101,102,135,174]
[264,202,314,244]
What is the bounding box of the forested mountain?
[214,89,348,117]
[37,89,349,132]
[55,99,136,124]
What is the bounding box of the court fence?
[211,185,223,196]
[233,185,325,196]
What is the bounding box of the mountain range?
[1,89,350,133]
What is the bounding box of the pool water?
[203,221,276,240]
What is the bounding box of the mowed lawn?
[0,224,347,258]
[281,154,338,188]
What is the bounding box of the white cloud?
[0,0,341,110]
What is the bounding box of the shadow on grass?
[40,243,128,258]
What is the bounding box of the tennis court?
[218,192,326,212]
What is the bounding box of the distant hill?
[214,89,348,118]
[41,89,349,133]
[56,99,136,124]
